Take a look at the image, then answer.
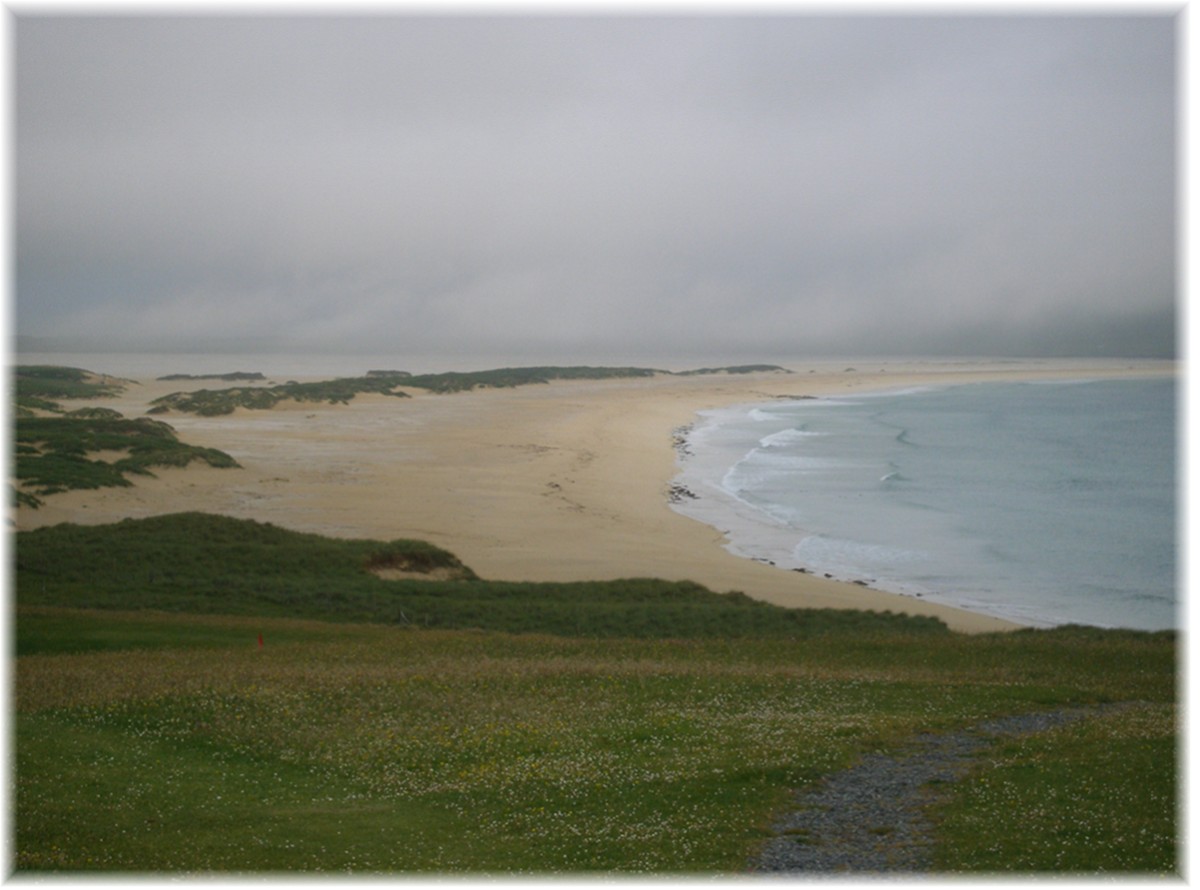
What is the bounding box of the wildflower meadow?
[12,515,1177,875]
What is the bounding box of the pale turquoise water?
[673,378,1177,630]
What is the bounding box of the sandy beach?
[13,357,1175,634]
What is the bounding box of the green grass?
[148,377,413,415]
[11,514,1178,875]
[15,513,946,639]
[932,703,1177,874]
[402,365,664,393]
[14,417,239,506]
[157,372,266,381]
[13,365,241,507]
[19,363,794,419]
[146,365,792,415]
[14,610,1175,874]
[675,364,791,376]
[16,606,367,654]
[14,365,127,408]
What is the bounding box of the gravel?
[748,706,1120,875]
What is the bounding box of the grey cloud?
[15,13,1177,359]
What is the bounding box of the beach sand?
[13,358,1173,634]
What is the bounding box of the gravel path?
[749,706,1119,875]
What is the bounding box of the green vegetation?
[403,365,662,392]
[932,703,1176,872]
[12,365,240,506]
[6,365,1180,873]
[145,366,661,415]
[147,365,791,415]
[12,513,1177,875]
[676,364,792,376]
[15,513,938,638]
[157,372,266,381]
[14,417,239,507]
[147,376,413,415]
[15,365,127,413]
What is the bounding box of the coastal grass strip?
[15,513,948,641]
[157,372,266,381]
[148,376,413,415]
[146,365,791,415]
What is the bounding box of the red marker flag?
[258,633,264,647]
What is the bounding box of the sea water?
[672,378,1178,630]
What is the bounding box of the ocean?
[671,377,1178,631]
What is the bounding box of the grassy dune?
[12,514,1177,875]
[13,366,240,507]
[15,513,948,639]
[14,417,239,507]
[147,364,790,415]
[14,365,127,411]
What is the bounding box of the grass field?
[11,513,1177,875]
[932,703,1177,871]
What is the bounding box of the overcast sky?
[14,11,1177,360]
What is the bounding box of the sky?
[13,10,1179,361]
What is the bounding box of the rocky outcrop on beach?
[671,424,693,459]
[667,482,698,504]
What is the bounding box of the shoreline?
[12,357,1176,635]
[667,376,1177,631]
